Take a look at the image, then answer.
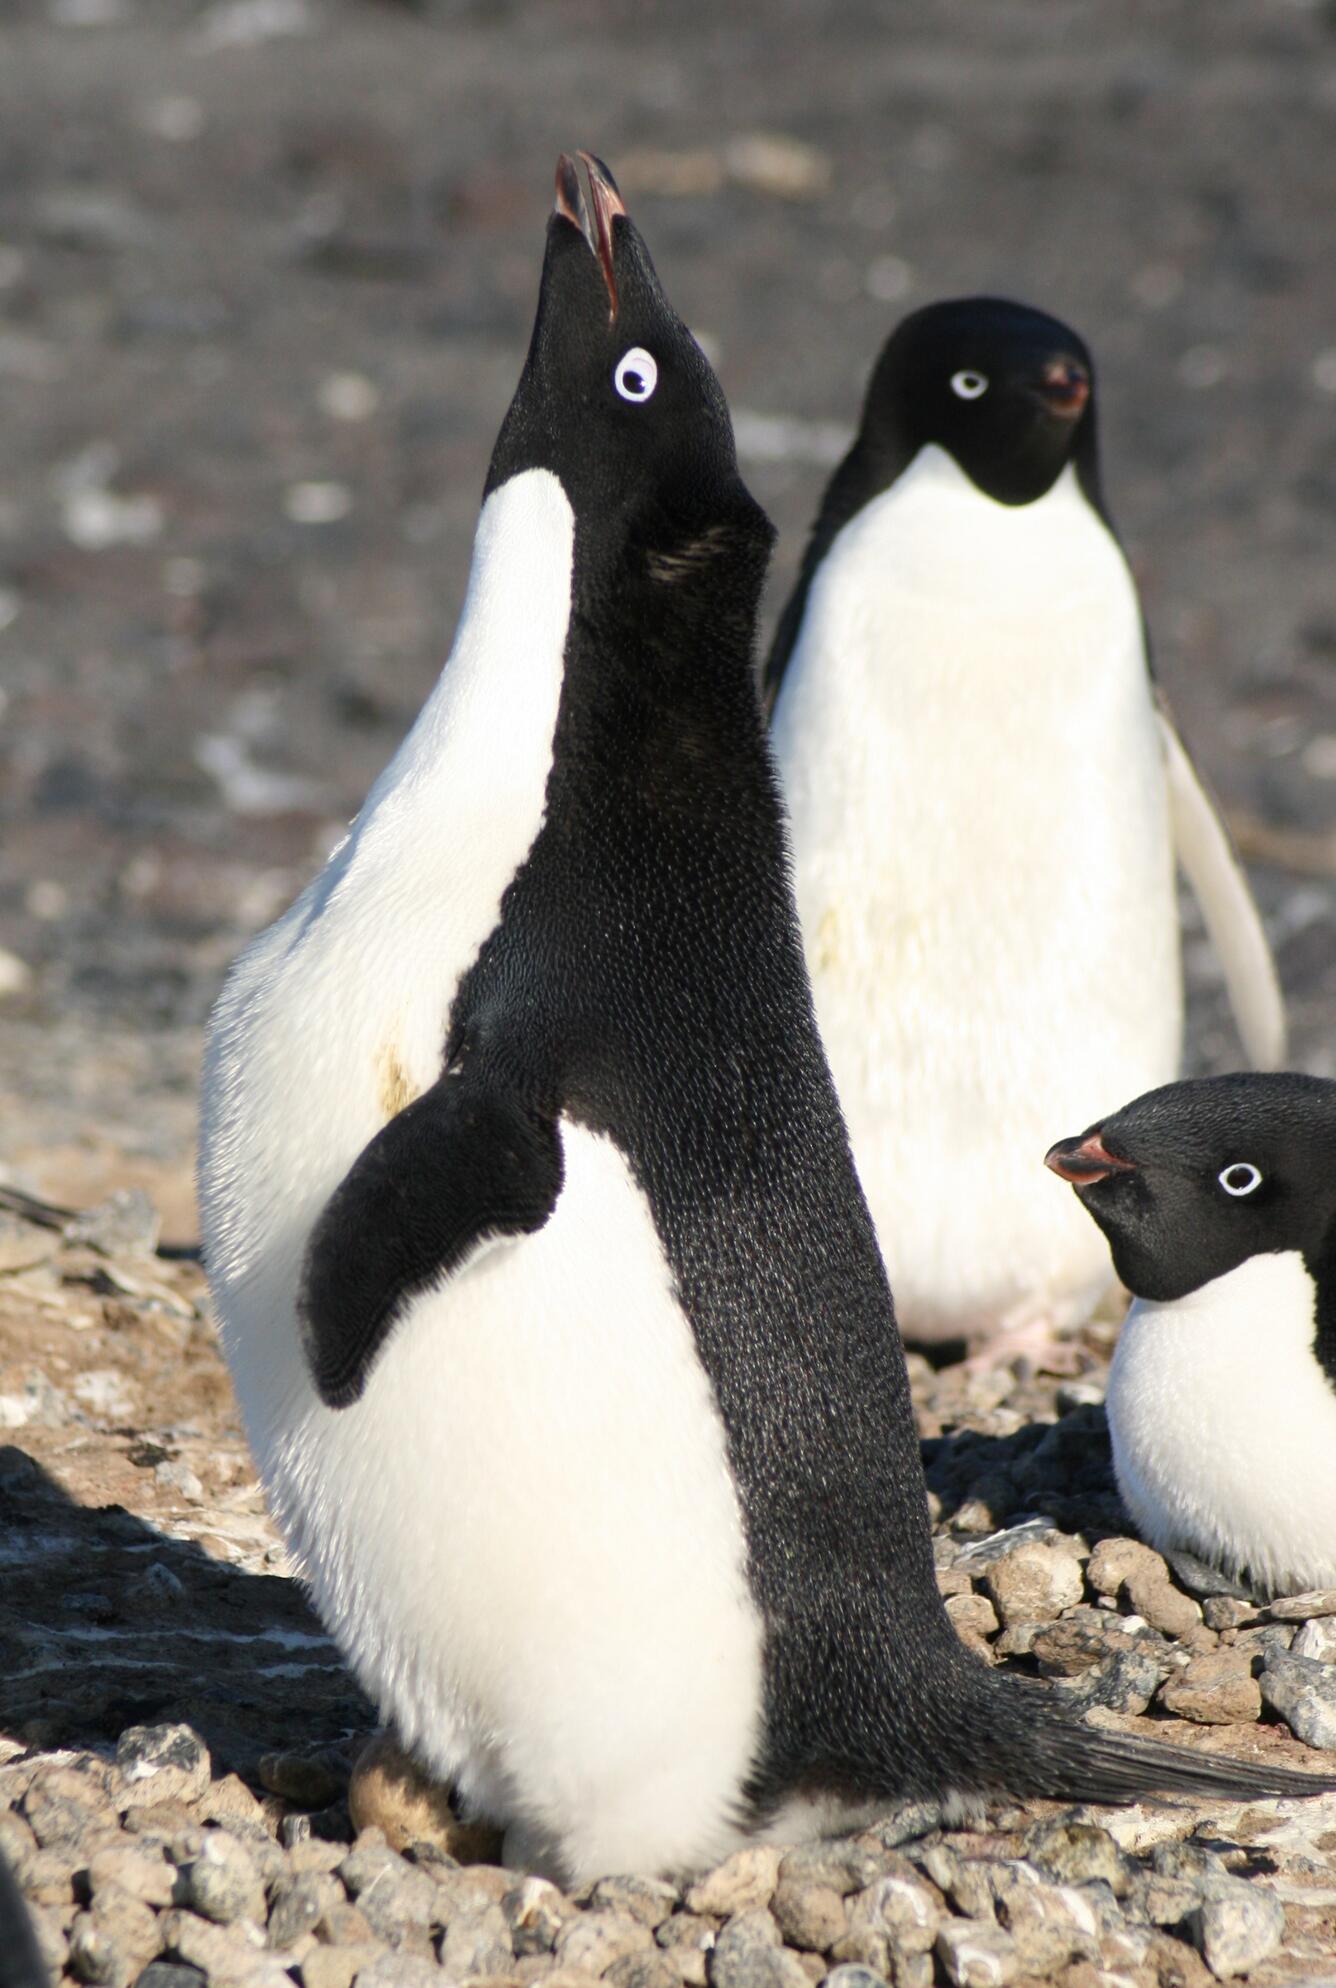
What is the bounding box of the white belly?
[1108,1253,1336,1597]
[773,449,1181,1339]
[220,1120,765,1882]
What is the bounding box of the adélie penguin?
[200,164,1327,1886]
[767,297,1285,1353]
[1047,1072,1336,1599]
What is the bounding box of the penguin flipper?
[1157,701,1287,1069]
[298,1075,564,1408]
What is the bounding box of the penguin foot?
[956,1307,1086,1379]
[348,1731,504,1864]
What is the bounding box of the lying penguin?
[1048,1072,1336,1599]
[200,158,1327,1886]
[767,297,1285,1357]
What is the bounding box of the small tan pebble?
[935,1566,973,1599]
[590,1875,680,1929]
[13,1845,74,1908]
[544,1971,612,1988]
[983,1543,1084,1626]
[1292,1617,1336,1661]
[934,1919,1017,1988]
[352,1952,442,1987]
[770,1878,848,1951]
[1158,1650,1262,1725]
[182,1827,266,1924]
[1203,1597,1257,1632]
[608,1953,689,1988]
[506,1875,580,1953]
[685,1846,782,1917]
[302,1947,382,1988]
[123,1798,199,1837]
[200,1773,267,1827]
[439,1895,515,1976]
[87,1842,176,1906]
[317,1902,376,1945]
[1125,1569,1203,1639]
[846,1872,942,1953]
[555,1908,654,1975]
[1086,1537,1169,1598]
[290,1837,349,1876]
[116,1723,211,1808]
[1266,1589,1336,1621]
[348,1731,502,1862]
[944,1593,999,1638]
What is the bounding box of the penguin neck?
[349,468,575,868]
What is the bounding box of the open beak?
[1044,1130,1136,1186]
[1034,357,1090,421]
[553,150,625,320]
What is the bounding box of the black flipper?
[299,1073,564,1408]
[0,1849,49,1988]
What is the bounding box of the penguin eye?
[950,370,988,400]
[614,348,658,404]
[1218,1162,1263,1198]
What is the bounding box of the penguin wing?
[298,1075,564,1408]
[1157,698,1287,1069]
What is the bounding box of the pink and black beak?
[1044,1129,1136,1188]
[1033,356,1090,421]
[554,150,626,320]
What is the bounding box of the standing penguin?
[201,166,1323,1886]
[1047,1073,1336,1598]
[768,298,1285,1353]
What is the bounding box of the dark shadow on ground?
[921,1401,1130,1539]
[0,1445,371,1780]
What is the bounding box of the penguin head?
[859,296,1097,506]
[1045,1073,1336,1300]
[486,153,772,610]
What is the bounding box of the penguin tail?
[965,1669,1336,1807]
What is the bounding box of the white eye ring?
[614,348,658,403]
[1218,1162,1263,1197]
[951,369,988,400]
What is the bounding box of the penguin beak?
[1034,358,1090,420]
[1044,1130,1136,1186]
[553,150,625,320]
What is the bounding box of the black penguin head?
[858,296,1099,507]
[1045,1073,1336,1300]
[485,153,771,609]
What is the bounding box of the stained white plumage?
[1109,1252,1336,1596]
[773,444,1182,1341]
[199,470,766,1880]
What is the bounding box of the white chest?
[1108,1252,1336,1595]
[771,449,1182,1333]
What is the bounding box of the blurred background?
[0,0,1333,1236]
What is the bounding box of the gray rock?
[778,1846,891,1899]
[915,1848,991,1922]
[1132,1872,1202,1927]
[770,1877,847,1952]
[556,1909,654,1976]
[986,1863,1099,1971]
[934,1919,1017,1988]
[820,1969,889,1988]
[607,1951,687,1988]
[981,1542,1084,1626]
[1259,1648,1336,1749]
[1062,1644,1167,1715]
[266,1872,339,1949]
[181,1829,265,1925]
[859,1801,941,1849]
[1293,1617,1336,1663]
[351,1955,442,1988]
[846,1873,942,1954]
[504,1875,578,1954]
[337,1838,438,1938]
[708,1911,809,1988]
[132,1968,208,1988]
[1189,1881,1285,1979]
[67,1911,121,1987]
[439,1895,513,1976]
[1025,1820,1133,1898]
[115,1725,211,1808]
[687,1848,782,1917]
[591,1875,681,1929]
